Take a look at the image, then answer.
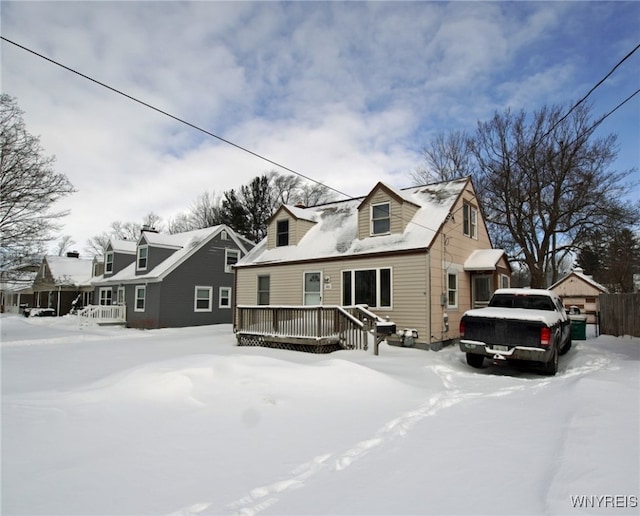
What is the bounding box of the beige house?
[234,177,510,350]
[549,268,608,324]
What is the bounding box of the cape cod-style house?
[28,252,97,316]
[90,225,254,329]
[233,177,511,351]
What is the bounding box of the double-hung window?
[137,246,148,270]
[194,286,213,312]
[463,203,478,239]
[225,249,240,273]
[371,202,390,235]
[135,286,146,312]
[99,288,112,306]
[257,275,270,305]
[342,268,392,308]
[105,251,114,274]
[116,286,125,305]
[447,273,458,308]
[276,220,289,247]
[219,287,232,308]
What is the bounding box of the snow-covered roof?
[464,249,507,271]
[94,226,244,285]
[45,256,95,286]
[110,239,137,254]
[238,178,469,267]
[549,268,609,293]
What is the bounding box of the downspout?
[57,286,61,316]
[427,249,432,347]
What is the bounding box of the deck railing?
[76,304,126,324]
[235,305,384,351]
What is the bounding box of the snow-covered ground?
[2,314,638,515]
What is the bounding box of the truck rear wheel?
[466,353,484,368]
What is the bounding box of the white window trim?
[99,288,112,306]
[134,285,146,312]
[105,251,114,273]
[137,245,148,271]
[257,275,270,305]
[219,287,232,309]
[501,274,510,289]
[447,272,459,309]
[225,249,240,273]
[370,202,391,236]
[463,203,478,240]
[341,267,393,309]
[116,286,125,305]
[194,286,213,312]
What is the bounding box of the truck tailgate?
[463,317,544,348]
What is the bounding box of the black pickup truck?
[459,288,572,375]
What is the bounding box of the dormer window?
[276,220,289,247]
[105,251,114,274]
[137,245,148,270]
[371,202,390,235]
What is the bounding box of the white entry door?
[303,272,322,305]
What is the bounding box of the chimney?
[141,225,158,234]
[66,251,80,258]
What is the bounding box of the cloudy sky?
[2,1,639,255]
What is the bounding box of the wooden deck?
[235,305,388,353]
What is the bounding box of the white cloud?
[2,1,638,253]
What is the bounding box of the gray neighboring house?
[92,225,254,329]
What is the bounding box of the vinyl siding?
[236,252,431,339]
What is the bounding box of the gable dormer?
[135,233,181,275]
[356,182,420,240]
[266,205,318,250]
[104,239,136,277]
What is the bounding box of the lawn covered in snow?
[1,314,638,515]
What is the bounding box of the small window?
[221,230,228,240]
[137,246,148,270]
[257,275,270,305]
[463,203,478,239]
[105,251,114,274]
[371,202,390,235]
[116,286,125,305]
[276,220,289,247]
[501,274,510,289]
[99,288,112,306]
[225,249,240,273]
[135,286,146,312]
[194,286,213,312]
[447,273,458,308]
[219,287,232,309]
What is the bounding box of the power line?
[2,36,637,240]
[0,36,352,201]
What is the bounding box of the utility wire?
[2,36,637,239]
[0,36,352,201]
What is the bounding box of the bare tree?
[85,212,164,256]
[54,235,76,256]
[0,94,75,268]
[469,103,638,287]
[411,130,472,185]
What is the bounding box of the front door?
[303,271,322,305]
[472,275,492,309]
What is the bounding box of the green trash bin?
[570,316,587,340]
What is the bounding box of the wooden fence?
[598,293,640,337]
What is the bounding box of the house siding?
[236,252,432,339]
